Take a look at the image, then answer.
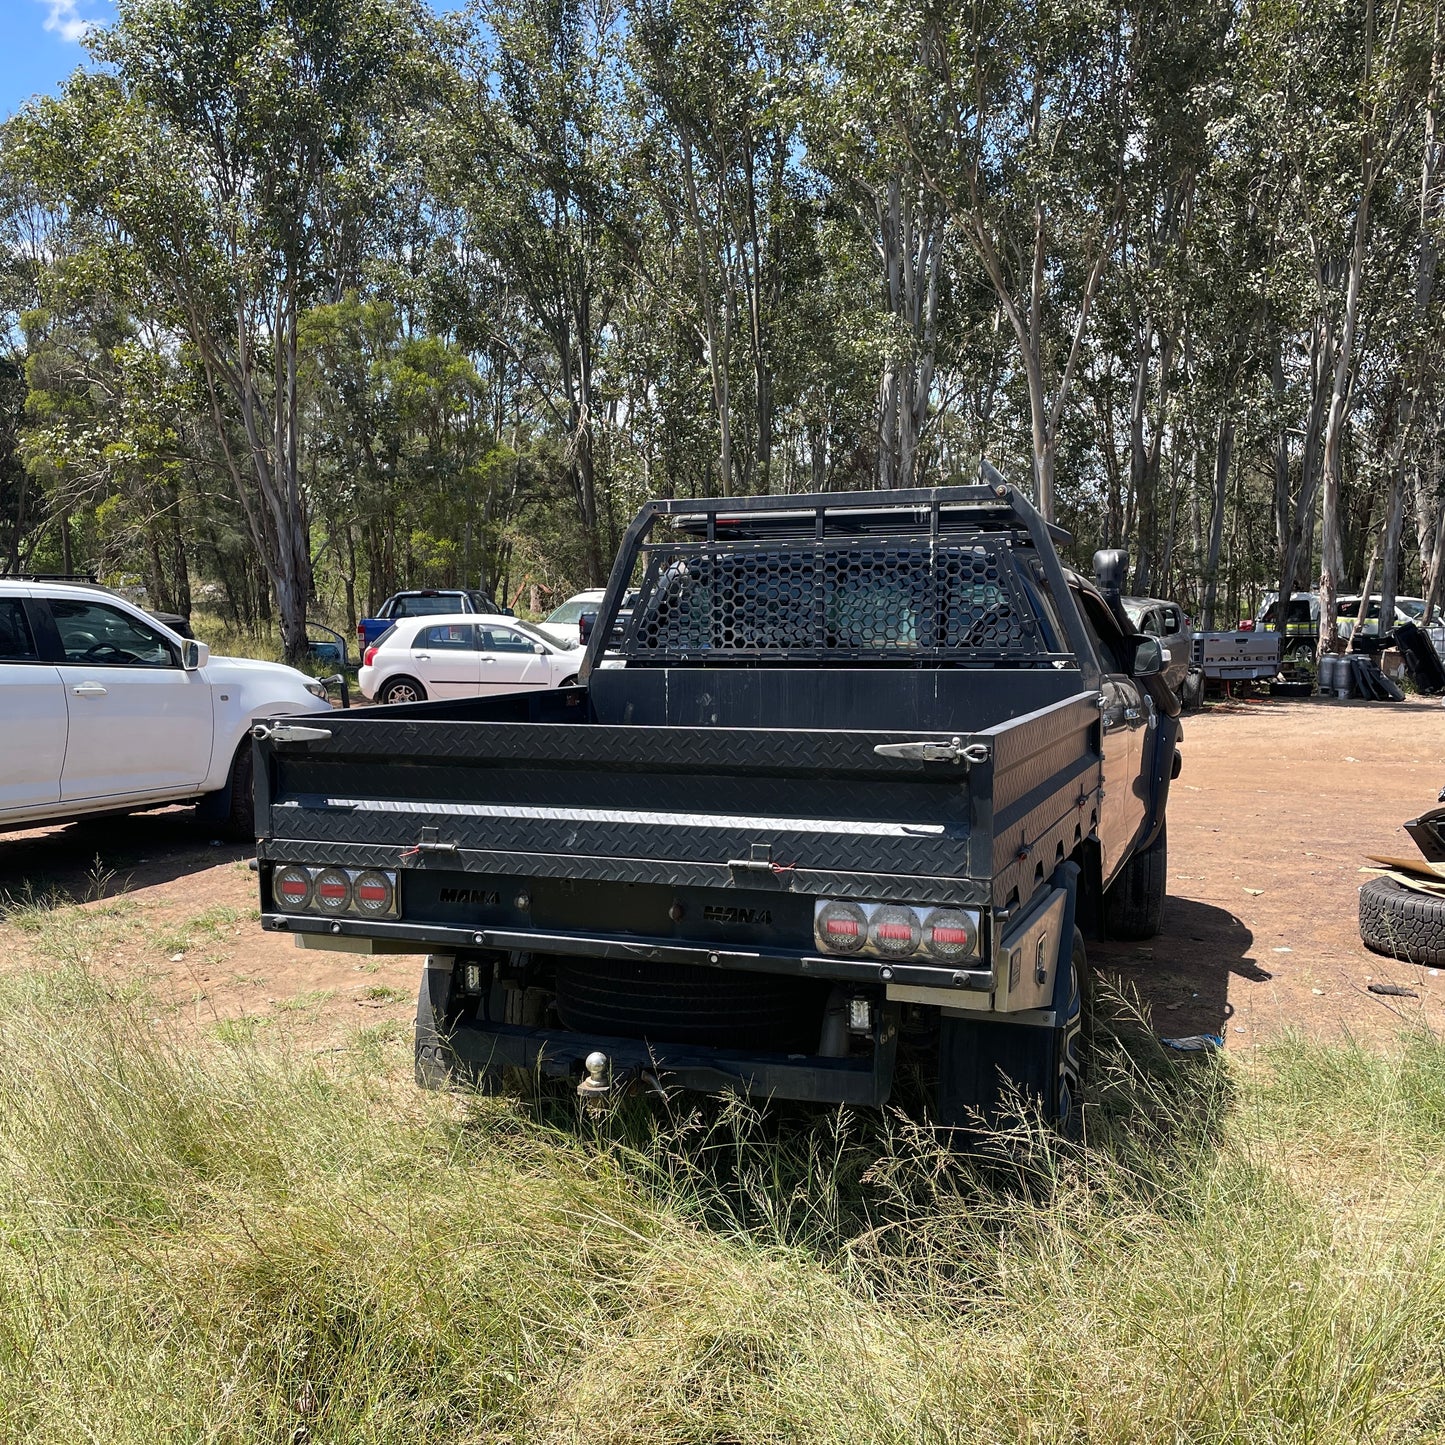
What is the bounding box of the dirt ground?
[2,693,1443,1053]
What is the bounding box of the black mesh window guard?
[620,533,1071,665]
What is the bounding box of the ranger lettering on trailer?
[704,905,773,925]
[439,887,501,906]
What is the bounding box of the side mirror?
[1132,636,1164,677]
[182,640,210,670]
[1092,549,1128,597]
[533,642,547,655]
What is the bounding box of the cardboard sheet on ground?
[1364,854,1445,896]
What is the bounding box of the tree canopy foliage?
[1,0,1441,658]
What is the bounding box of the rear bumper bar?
[421,1013,900,1108]
[263,911,997,995]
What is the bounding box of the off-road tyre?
[1104,819,1168,940]
[415,958,461,1088]
[936,928,1087,1135]
[1180,669,1205,711]
[415,958,517,1094]
[222,742,254,841]
[1359,876,1445,966]
[380,675,427,705]
[197,741,254,842]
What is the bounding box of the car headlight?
[304,679,328,699]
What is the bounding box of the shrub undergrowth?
[0,965,1443,1442]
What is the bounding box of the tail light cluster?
[272,865,399,919]
[814,899,979,962]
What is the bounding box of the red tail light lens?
[352,869,394,917]
[274,866,312,909]
[870,905,921,956]
[815,900,868,954]
[923,908,978,960]
[313,868,353,914]
[363,645,379,667]
[814,899,980,963]
[271,866,399,919]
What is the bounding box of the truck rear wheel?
[1104,819,1167,940]
[415,957,463,1088]
[936,928,1085,1134]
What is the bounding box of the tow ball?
[577,1051,618,1099]
[576,1051,664,1103]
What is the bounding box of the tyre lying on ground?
[1358,875,1445,966]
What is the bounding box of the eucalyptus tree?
[626,0,818,493]
[801,1,957,490]
[1378,3,1443,624]
[11,0,442,661]
[441,0,633,582]
[299,292,519,624]
[0,139,62,573]
[835,0,1140,522]
[1240,0,1434,655]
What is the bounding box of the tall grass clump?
[0,966,1444,1443]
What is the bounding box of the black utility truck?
[254,480,1179,1127]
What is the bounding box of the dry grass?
[0,961,1443,1442]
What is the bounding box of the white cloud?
[42,0,98,44]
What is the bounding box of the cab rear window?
[392,594,465,618]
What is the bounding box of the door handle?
[72,683,108,698]
[414,653,432,661]
[481,657,496,664]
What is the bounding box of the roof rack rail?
[4,572,100,584]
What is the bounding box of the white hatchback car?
[358,614,582,704]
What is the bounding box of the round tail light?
[353,870,394,917]
[274,865,312,910]
[924,908,977,961]
[870,904,921,956]
[816,900,868,954]
[313,868,353,914]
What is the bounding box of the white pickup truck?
[0,579,333,838]
[1190,627,1282,682]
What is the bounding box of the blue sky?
[1,0,116,118]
